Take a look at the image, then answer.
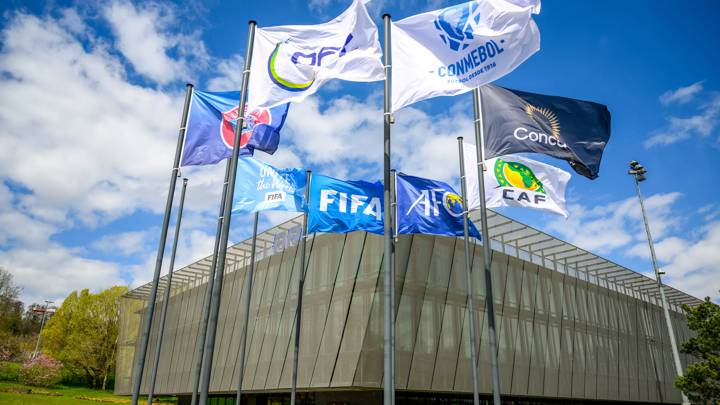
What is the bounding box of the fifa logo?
[434,2,481,51]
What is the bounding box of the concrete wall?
[116,232,691,403]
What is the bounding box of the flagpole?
[235,211,259,405]
[472,87,502,405]
[131,83,193,405]
[147,177,188,405]
[382,13,394,405]
[290,170,312,405]
[457,138,481,405]
[199,20,256,405]
[191,160,231,405]
[390,169,397,405]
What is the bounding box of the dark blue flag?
[180,90,289,166]
[480,84,611,179]
[396,174,480,239]
[308,174,384,235]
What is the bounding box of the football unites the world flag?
[230,157,307,215]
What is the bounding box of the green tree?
[676,297,720,403]
[42,286,127,390]
[0,267,25,361]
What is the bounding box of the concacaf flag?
[180,90,289,167]
[391,0,541,111]
[247,0,384,109]
[464,143,571,217]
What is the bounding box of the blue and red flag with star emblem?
[180,90,289,166]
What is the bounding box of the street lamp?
[628,161,689,405]
[31,300,54,359]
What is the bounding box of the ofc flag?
[464,144,570,217]
[480,84,611,179]
[231,157,307,215]
[308,174,384,235]
[180,90,289,166]
[391,0,540,111]
[247,0,384,109]
[396,174,481,238]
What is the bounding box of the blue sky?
[0,0,718,305]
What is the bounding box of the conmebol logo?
[434,2,481,51]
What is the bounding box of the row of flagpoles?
[126,1,626,405]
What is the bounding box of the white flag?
[247,0,384,108]
[464,143,570,217]
[392,0,541,111]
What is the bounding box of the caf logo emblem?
[494,158,545,194]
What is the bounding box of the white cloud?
[657,222,720,301]
[659,81,704,105]
[282,93,470,184]
[103,1,208,84]
[0,245,125,305]
[645,93,720,147]
[545,192,682,255]
[92,230,153,256]
[206,54,245,91]
[0,10,228,304]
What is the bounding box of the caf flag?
[247,0,384,109]
[308,174,384,235]
[180,90,289,166]
[391,0,540,111]
[396,174,481,238]
[231,157,306,215]
[464,144,570,217]
[480,84,611,179]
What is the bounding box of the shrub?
[18,354,63,387]
[0,361,20,381]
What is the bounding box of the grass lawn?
[0,381,177,404]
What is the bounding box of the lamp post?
[628,160,690,405]
[32,300,54,359]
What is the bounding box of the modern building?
[115,210,701,404]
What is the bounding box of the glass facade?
[117,223,695,404]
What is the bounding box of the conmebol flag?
[396,174,481,238]
[308,174,384,235]
[391,0,540,111]
[480,84,611,179]
[464,143,571,217]
[247,0,384,109]
[231,157,306,215]
[180,90,289,166]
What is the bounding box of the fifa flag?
[308,174,384,235]
[231,157,307,215]
[247,0,384,109]
[463,143,570,217]
[391,0,540,111]
[479,84,611,179]
[180,90,289,166]
[396,174,481,238]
